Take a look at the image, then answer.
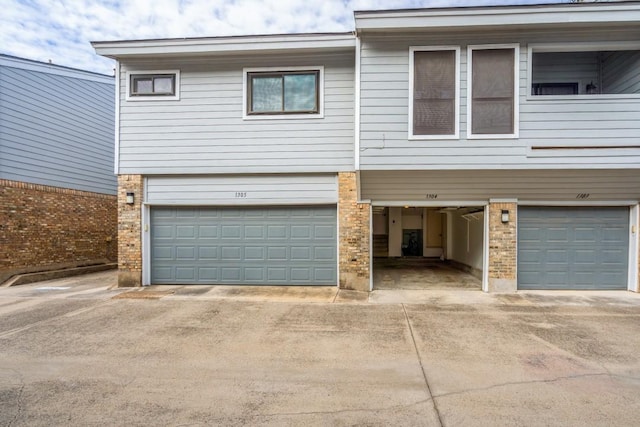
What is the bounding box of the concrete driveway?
[1,271,640,426]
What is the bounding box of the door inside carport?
[517,206,629,290]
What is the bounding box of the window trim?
[467,44,520,140]
[125,70,180,101]
[408,46,460,140]
[527,41,640,101]
[242,66,324,120]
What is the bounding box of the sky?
[0,0,575,75]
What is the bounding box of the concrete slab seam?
[402,304,444,427]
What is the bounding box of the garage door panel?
[268,247,287,260]
[151,206,337,285]
[602,227,627,242]
[198,267,218,280]
[315,247,335,260]
[291,225,311,239]
[519,228,544,244]
[222,225,241,239]
[267,268,287,281]
[290,247,311,260]
[291,268,311,281]
[268,225,287,239]
[176,247,195,260]
[153,266,172,280]
[244,247,265,260]
[153,246,173,260]
[546,228,569,243]
[153,225,174,239]
[198,225,218,238]
[221,247,241,260]
[245,268,264,281]
[518,206,628,290]
[176,209,197,218]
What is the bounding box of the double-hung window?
[244,67,323,118]
[126,70,180,101]
[468,44,519,138]
[409,47,460,139]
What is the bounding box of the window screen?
[413,50,456,135]
[471,48,515,135]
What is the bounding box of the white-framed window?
[242,66,324,120]
[528,42,640,100]
[409,46,460,139]
[125,70,180,101]
[467,44,519,139]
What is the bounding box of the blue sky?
[1,0,573,75]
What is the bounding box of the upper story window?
[409,46,460,139]
[529,43,640,98]
[468,44,519,139]
[244,67,323,119]
[125,70,180,101]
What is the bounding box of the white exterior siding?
[361,170,640,202]
[359,29,640,170]
[146,174,338,205]
[118,52,354,174]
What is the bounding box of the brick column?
[488,201,517,292]
[117,175,143,287]
[338,172,370,292]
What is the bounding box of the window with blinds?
[410,47,459,139]
[469,46,518,137]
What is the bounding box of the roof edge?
[355,1,640,31]
[0,54,115,82]
[92,32,356,58]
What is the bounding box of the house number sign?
[235,192,247,198]
[425,194,438,199]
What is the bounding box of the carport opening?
[372,206,484,290]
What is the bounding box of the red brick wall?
[0,179,117,282]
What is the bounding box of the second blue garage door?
[518,206,629,290]
[151,206,337,285]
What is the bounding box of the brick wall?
[0,179,117,283]
[488,201,517,292]
[338,172,370,291]
[117,175,143,287]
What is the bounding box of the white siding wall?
[146,174,337,205]
[118,52,354,174]
[449,210,483,271]
[361,170,640,202]
[359,29,640,170]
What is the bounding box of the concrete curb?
[1,263,117,287]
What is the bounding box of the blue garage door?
[151,206,337,285]
[518,206,629,290]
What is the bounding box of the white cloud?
[0,0,569,74]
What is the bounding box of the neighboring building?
[93,1,640,292]
[0,54,117,283]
